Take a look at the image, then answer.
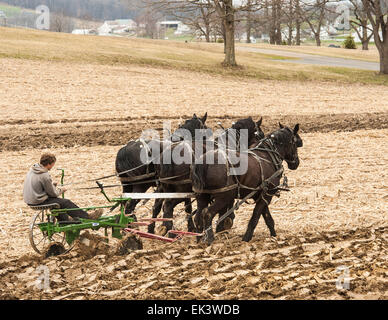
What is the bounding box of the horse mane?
[268,127,292,143]
[115,141,148,177]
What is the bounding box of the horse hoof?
[147,227,155,234]
[242,234,251,242]
[206,238,214,246]
[223,217,233,231]
[156,225,167,236]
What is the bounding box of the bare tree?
[246,0,252,42]
[136,0,264,66]
[348,1,373,50]
[135,1,162,39]
[299,0,330,46]
[361,0,388,73]
[77,14,94,34]
[281,0,296,45]
[267,0,283,44]
[295,0,301,45]
[191,3,219,42]
[213,0,237,65]
[50,12,74,33]
[153,0,219,42]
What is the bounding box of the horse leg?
[242,200,266,242]
[216,202,235,233]
[262,204,276,237]
[147,198,164,234]
[187,209,196,232]
[184,198,195,232]
[160,198,182,238]
[202,197,228,245]
[125,199,140,216]
[124,183,150,216]
[193,194,210,237]
[122,184,138,218]
[184,198,192,214]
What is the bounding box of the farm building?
[158,20,190,35]
[98,19,137,36]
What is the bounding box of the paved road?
[238,46,380,71]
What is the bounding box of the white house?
[98,19,137,36]
[175,23,190,35]
[158,20,191,35]
[115,19,137,29]
[240,33,257,43]
[0,10,6,26]
[98,20,118,35]
[72,29,91,35]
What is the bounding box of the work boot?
[88,208,104,220]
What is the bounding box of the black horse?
[191,123,303,244]
[115,113,208,220]
[155,116,265,237]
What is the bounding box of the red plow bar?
[129,218,174,227]
[124,228,203,243]
[128,222,150,227]
[168,230,203,236]
[139,218,174,222]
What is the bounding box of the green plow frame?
[35,175,135,248]
[40,201,134,246]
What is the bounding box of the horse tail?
[191,162,208,192]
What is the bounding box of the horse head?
[270,123,303,170]
[171,112,208,142]
[226,116,264,149]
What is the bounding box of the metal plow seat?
[28,203,82,224]
[29,203,60,211]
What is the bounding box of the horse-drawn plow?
[27,116,300,256]
[29,177,203,256]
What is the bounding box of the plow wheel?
[29,211,74,255]
[116,234,143,255]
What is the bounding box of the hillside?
[0,0,136,20]
[0,26,386,85]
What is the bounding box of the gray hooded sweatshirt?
[23,164,61,205]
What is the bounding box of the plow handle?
[96,181,112,202]
[57,168,65,198]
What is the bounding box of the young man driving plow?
[23,153,103,221]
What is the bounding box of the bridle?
[283,127,299,165]
[173,118,207,141]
